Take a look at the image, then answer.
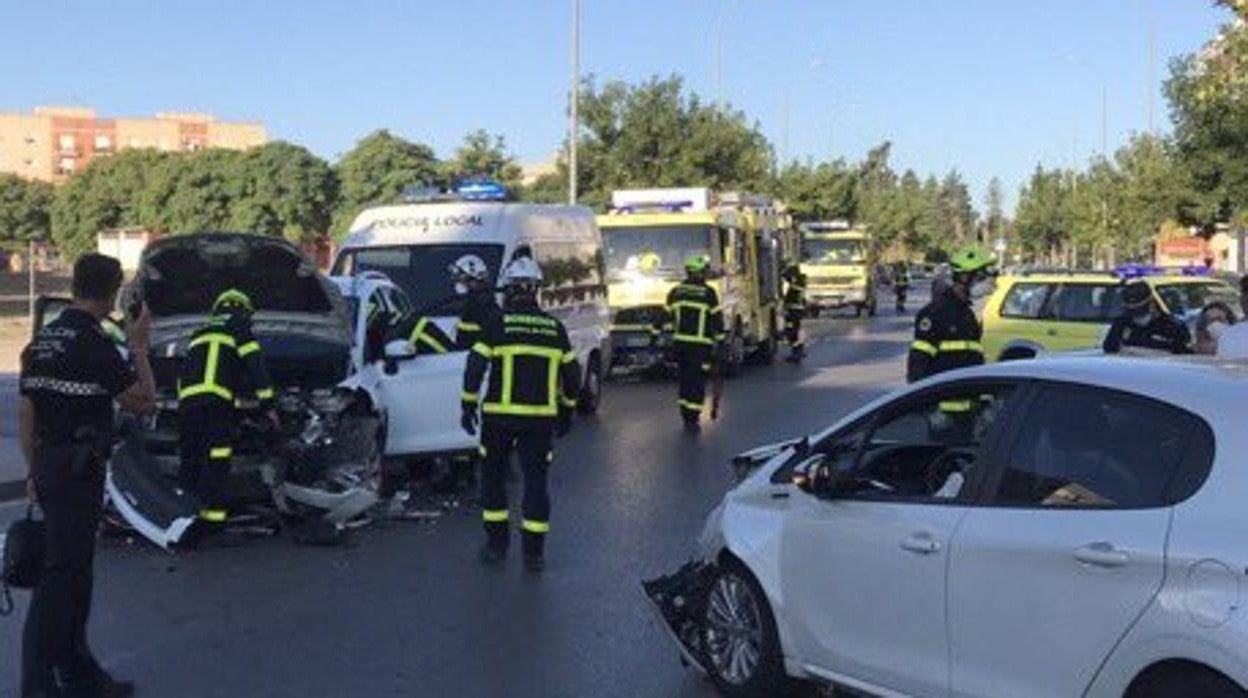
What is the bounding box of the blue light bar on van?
[456,178,511,201]
[1114,263,1211,279]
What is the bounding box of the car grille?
[809,276,860,286]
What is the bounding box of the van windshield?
[333,244,504,316]
[805,238,867,264]
[602,225,713,281]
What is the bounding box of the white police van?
[331,180,611,459]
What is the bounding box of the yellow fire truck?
[597,188,795,376]
[799,221,878,317]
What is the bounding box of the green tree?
[0,174,54,246]
[444,130,523,190]
[1165,1,1248,227]
[332,130,440,237]
[775,159,858,222]
[231,141,337,242]
[1014,166,1076,263]
[573,74,773,207]
[51,149,177,258]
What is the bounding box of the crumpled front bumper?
[641,560,718,675]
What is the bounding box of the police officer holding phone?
[19,253,156,698]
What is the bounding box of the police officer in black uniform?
[177,289,277,534]
[907,246,994,383]
[461,257,580,572]
[782,265,808,363]
[450,254,499,351]
[1103,280,1192,354]
[20,253,156,698]
[666,255,726,432]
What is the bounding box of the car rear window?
[989,384,1213,509]
[1000,282,1051,319]
[1048,283,1122,323]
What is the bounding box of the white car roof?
[340,201,598,250]
[929,354,1248,427]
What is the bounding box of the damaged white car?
[36,234,388,549]
[646,357,1247,698]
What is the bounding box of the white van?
[331,185,611,458]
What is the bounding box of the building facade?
[0,107,265,182]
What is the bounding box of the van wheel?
[699,557,792,697]
[578,355,603,416]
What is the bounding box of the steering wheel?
[923,449,976,494]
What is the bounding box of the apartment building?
[0,107,265,182]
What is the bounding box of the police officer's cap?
[1122,280,1152,309]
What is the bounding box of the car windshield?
[1155,281,1240,317]
[806,238,867,264]
[333,244,504,316]
[602,225,713,281]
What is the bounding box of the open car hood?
[129,233,351,387]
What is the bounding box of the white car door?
[780,383,1020,696]
[375,346,472,456]
[948,384,1198,698]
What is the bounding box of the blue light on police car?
[456,178,510,201]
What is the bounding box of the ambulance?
[331,180,611,458]
[596,188,793,376]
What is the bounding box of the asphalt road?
[0,295,920,697]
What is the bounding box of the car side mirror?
[382,340,416,375]
[790,454,834,497]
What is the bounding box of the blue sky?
[0,1,1228,211]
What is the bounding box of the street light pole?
[568,0,580,205]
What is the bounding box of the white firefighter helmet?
[501,256,543,288]
[449,254,489,282]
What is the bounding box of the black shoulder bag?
[1,505,45,615]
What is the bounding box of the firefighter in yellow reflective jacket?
[907,246,995,384]
[782,264,808,363]
[391,312,455,356]
[177,289,277,531]
[666,255,726,433]
[461,257,580,572]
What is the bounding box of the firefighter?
[907,246,994,383]
[391,311,455,356]
[893,262,912,313]
[177,289,278,536]
[781,264,807,363]
[461,257,579,572]
[1103,280,1192,355]
[450,254,498,351]
[666,255,726,433]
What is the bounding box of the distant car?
[981,269,1240,361]
[646,356,1247,697]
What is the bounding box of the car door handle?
[1074,542,1130,568]
[900,534,941,555]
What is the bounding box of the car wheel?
[578,354,603,416]
[700,558,790,697]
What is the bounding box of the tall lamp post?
[568,0,581,205]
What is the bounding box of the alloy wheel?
[703,573,765,686]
